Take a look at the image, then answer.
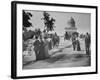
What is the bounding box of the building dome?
[67,17,75,28]
[64,17,77,40]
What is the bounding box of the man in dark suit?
[33,36,40,61]
[72,35,76,51]
[85,32,91,55]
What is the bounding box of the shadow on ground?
[45,54,66,63]
[51,44,72,55]
[45,53,90,64]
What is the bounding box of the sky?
[25,10,91,36]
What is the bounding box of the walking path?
[23,38,89,69]
[23,40,72,65]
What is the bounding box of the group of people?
[24,31,91,62]
[34,32,91,61]
[72,35,81,51]
[33,36,50,61]
[32,30,60,61]
[71,32,91,55]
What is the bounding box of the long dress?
[72,36,76,51]
[44,39,50,58]
[33,40,40,60]
[48,38,52,50]
[38,40,46,60]
[77,40,81,51]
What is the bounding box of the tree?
[23,10,32,31]
[42,11,55,32]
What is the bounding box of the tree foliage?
[42,11,55,32]
[23,11,32,30]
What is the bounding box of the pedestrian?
[85,32,91,55]
[76,37,81,51]
[48,37,52,50]
[33,36,40,61]
[72,35,76,51]
[38,36,46,60]
[44,36,50,58]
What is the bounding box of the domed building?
[64,17,77,39]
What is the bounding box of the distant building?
[64,17,77,39]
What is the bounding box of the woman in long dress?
[76,37,81,51]
[38,36,46,60]
[43,37,50,58]
[33,36,40,61]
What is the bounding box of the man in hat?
[33,36,40,61]
[85,32,91,55]
[72,35,76,51]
